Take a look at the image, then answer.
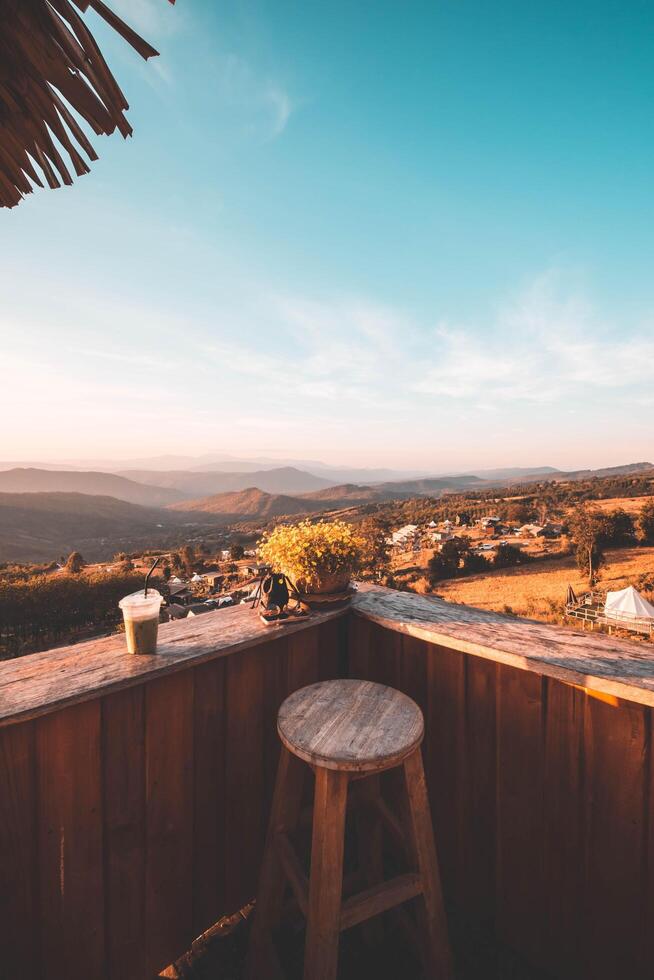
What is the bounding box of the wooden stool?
[245,679,453,980]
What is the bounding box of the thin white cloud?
[2,263,652,465]
[264,84,293,139]
[213,54,295,141]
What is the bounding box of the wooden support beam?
[276,832,309,917]
[339,873,422,932]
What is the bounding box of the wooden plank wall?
[0,621,343,980]
[0,613,651,980]
[349,618,654,980]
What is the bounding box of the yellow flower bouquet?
[258,520,364,596]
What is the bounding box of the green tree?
[65,551,85,574]
[569,505,605,586]
[637,500,654,544]
[492,542,529,569]
[230,543,245,560]
[427,537,470,585]
[600,509,636,548]
[462,551,490,574]
[179,544,195,575]
[358,518,391,579]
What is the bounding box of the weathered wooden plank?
[369,621,402,689]
[0,603,348,728]
[425,642,465,910]
[398,634,428,719]
[192,658,226,936]
[0,721,38,980]
[36,700,105,980]
[102,685,146,980]
[496,665,544,967]
[263,638,291,826]
[287,628,318,693]
[318,616,344,681]
[145,671,194,978]
[224,644,265,911]
[459,654,497,932]
[541,680,584,979]
[582,695,648,979]
[347,612,371,678]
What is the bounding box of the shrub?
[258,520,364,592]
[600,509,636,547]
[462,552,490,574]
[638,501,654,544]
[493,543,530,569]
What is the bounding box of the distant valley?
[0,492,191,562]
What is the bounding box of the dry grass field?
[590,495,654,515]
[430,545,654,627]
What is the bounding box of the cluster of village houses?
[160,560,268,621]
[388,513,564,557]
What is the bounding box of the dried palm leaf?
[0,0,175,208]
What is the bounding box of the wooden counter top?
[353,585,654,707]
[0,602,346,727]
[2,584,654,727]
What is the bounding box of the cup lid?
[119,589,162,611]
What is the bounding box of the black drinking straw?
[144,556,161,597]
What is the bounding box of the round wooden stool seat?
[277,678,424,773]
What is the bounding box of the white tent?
[604,586,654,622]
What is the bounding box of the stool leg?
[403,748,454,979]
[303,767,349,980]
[245,746,305,980]
[355,773,384,947]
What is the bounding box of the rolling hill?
[0,468,185,507]
[299,483,415,506]
[170,482,421,520]
[552,462,654,482]
[169,487,315,520]
[0,492,188,562]
[376,474,484,495]
[118,465,333,496]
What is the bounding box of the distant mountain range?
[465,466,560,480]
[0,468,185,507]
[1,460,651,562]
[0,455,429,483]
[118,465,333,496]
[549,462,654,482]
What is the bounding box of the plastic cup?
[119,590,163,654]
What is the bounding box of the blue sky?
[1,0,653,470]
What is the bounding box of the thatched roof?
[0,0,174,208]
